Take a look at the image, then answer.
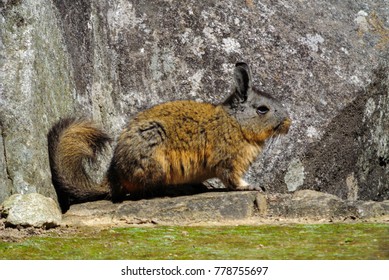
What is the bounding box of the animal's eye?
[257,105,270,115]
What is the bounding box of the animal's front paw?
[235,181,266,192]
[245,184,266,192]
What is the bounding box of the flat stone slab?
[267,190,389,222]
[267,190,354,218]
[62,190,389,226]
[63,191,264,226]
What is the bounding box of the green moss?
[0,223,388,260]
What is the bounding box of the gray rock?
[0,0,388,205]
[1,0,74,202]
[1,193,62,228]
[267,190,389,220]
[301,63,389,201]
[267,190,357,219]
[352,200,389,219]
[63,191,263,226]
[62,190,389,226]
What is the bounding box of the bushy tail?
[47,118,111,212]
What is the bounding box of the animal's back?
[135,100,220,148]
[111,100,244,192]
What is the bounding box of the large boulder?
[0,0,388,206]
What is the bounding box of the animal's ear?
[234,62,252,102]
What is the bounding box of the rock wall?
[0,0,388,204]
[1,0,75,202]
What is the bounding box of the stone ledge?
[62,191,262,226]
[62,190,389,226]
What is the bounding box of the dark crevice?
[378,156,388,167]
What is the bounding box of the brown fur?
[48,62,291,210]
[47,118,111,212]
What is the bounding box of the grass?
[0,223,388,260]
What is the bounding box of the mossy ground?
[0,223,388,260]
